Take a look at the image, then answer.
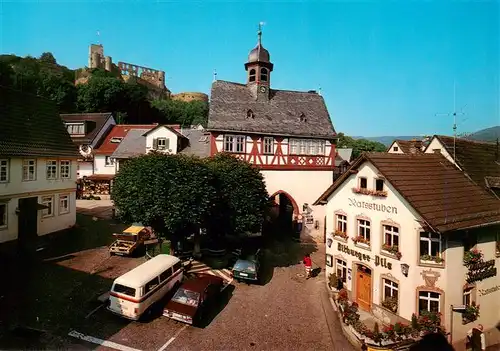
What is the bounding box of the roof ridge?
[437,135,497,145]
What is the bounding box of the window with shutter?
[152,138,158,149]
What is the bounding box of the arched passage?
[266,190,300,240]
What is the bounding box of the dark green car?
[231,249,261,283]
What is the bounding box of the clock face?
[259,86,267,93]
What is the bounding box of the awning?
[84,174,115,181]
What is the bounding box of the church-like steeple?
[244,23,274,101]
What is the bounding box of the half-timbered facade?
[207,27,337,242]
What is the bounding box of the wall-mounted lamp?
[15,207,20,215]
[401,263,410,277]
[327,238,333,248]
[302,203,309,212]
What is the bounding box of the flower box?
[462,302,480,324]
[381,296,398,313]
[352,187,388,197]
[353,235,370,245]
[333,230,348,240]
[463,249,483,266]
[382,244,402,260]
[420,254,444,264]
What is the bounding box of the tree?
[336,132,386,159]
[39,52,57,65]
[204,153,270,241]
[151,99,209,126]
[111,153,217,253]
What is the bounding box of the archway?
[265,190,300,240]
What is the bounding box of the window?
[288,139,325,155]
[463,234,477,252]
[393,146,399,152]
[110,137,123,143]
[357,219,371,243]
[249,69,256,82]
[419,232,442,259]
[463,288,473,306]
[375,179,384,192]
[336,259,347,283]
[223,135,245,153]
[263,137,274,154]
[60,160,71,179]
[0,203,7,228]
[336,214,347,233]
[41,196,54,218]
[46,160,57,179]
[66,123,85,135]
[59,194,70,215]
[418,291,441,313]
[260,67,268,82]
[173,262,182,273]
[383,279,398,302]
[0,159,9,182]
[383,225,399,248]
[113,284,136,297]
[22,159,36,181]
[359,177,367,189]
[105,156,115,166]
[246,109,254,119]
[157,138,169,150]
[160,268,172,282]
[145,277,160,294]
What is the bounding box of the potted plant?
[420,254,444,264]
[381,296,398,313]
[464,249,483,266]
[382,244,402,260]
[353,235,370,245]
[462,302,480,324]
[334,230,348,240]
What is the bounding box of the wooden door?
[18,197,39,251]
[356,269,372,311]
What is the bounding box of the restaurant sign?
[479,285,500,297]
[338,243,393,270]
[348,198,398,214]
[466,259,497,284]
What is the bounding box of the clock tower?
[245,24,274,101]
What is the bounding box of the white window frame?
[59,194,70,215]
[223,135,245,153]
[383,225,399,248]
[463,288,472,306]
[289,139,298,154]
[105,156,115,166]
[418,291,441,313]
[66,123,85,135]
[0,159,9,183]
[0,203,7,228]
[383,279,398,300]
[336,214,347,233]
[41,195,54,218]
[157,138,169,150]
[357,219,371,242]
[46,160,58,180]
[393,146,399,152]
[336,259,347,283]
[60,160,71,179]
[22,159,36,181]
[263,137,274,154]
[288,138,325,155]
[419,232,442,261]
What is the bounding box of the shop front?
[77,174,114,200]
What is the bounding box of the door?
[18,197,39,251]
[356,266,372,311]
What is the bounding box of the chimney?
[409,139,421,154]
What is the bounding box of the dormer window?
[393,146,399,152]
[299,113,307,122]
[110,137,123,143]
[66,123,85,135]
[260,68,268,82]
[249,69,256,82]
[247,109,255,119]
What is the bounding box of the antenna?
[318,85,322,96]
[213,69,217,82]
[96,30,101,44]
[434,80,468,162]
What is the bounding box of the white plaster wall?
[387,142,404,154]
[261,169,332,241]
[324,161,448,322]
[424,138,458,167]
[94,155,116,175]
[77,161,93,178]
[145,127,179,154]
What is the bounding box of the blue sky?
[1,1,499,137]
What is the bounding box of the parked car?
[109,224,155,256]
[163,274,226,326]
[231,248,261,284]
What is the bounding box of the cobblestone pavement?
[76,199,114,219]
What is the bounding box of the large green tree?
[111,153,217,252]
[336,132,387,159]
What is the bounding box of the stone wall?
[171,92,209,103]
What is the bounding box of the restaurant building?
[314,152,500,348]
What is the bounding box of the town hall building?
[207,26,337,242]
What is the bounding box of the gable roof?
[0,86,79,158]
[94,124,158,155]
[111,129,150,159]
[207,80,336,139]
[60,112,114,144]
[387,139,424,153]
[428,135,500,192]
[314,152,500,233]
[142,124,186,138]
[337,148,353,162]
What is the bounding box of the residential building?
[424,135,500,198]
[387,139,425,154]
[314,152,500,349]
[0,87,79,246]
[333,148,353,180]
[60,112,116,178]
[206,27,337,242]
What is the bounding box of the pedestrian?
[467,324,486,351]
[303,253,312,279]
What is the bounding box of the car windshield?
[233,260,256,272]
[172,288,200,307]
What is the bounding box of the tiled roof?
[142,124,186,138]
[314,153,500,233]
[433,135,500,192]
[60,112,113,144]
[207,80,336,139]
[388,139,424,153]
[0,86,79,158]
[111,129,149,159]
[94,124,158,155]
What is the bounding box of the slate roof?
[60,112,114,145]
[111,129,149,159]
[314,152,500,233]
[178,129,211,158]
[0,86,79,158]
[94,124,158,155]
[207,80,336,139]
[430,135,500,192]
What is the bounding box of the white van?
[108,254,183,320]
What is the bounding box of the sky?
[1,0,499,137]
